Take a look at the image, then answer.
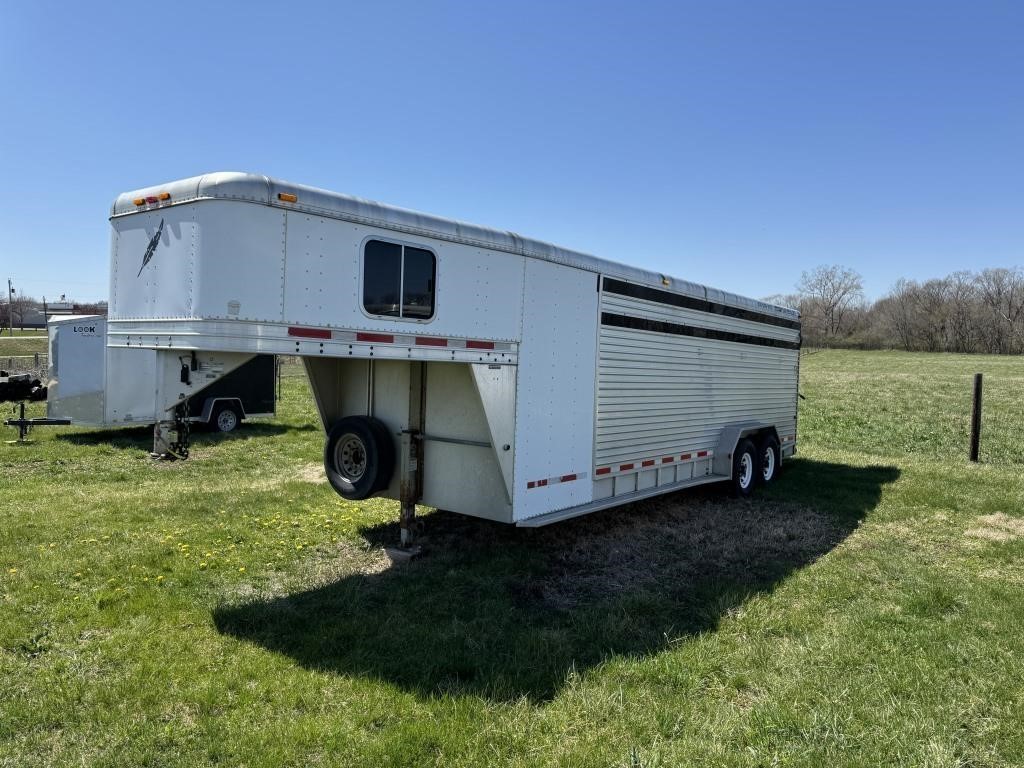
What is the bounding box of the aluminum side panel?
[469,363,517,499]
[512,261,598,522]
[109,208,197,320]
[596,289,799,467]
[192,200,286,323]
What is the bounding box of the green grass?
[0,333,47,359]
[2,351,1023,766]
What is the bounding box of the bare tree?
[9,293,37,330]
[880,279,917,350]
[974,268,1024,354]
[796,265,865,343]
[946,271,979,352]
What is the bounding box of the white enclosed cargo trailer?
[43,314,275,438]
[106,172,800,539]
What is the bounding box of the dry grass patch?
[965,513,1024,543]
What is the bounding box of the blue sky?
[1,1,1021,303]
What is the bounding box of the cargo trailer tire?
[324,416,395,500]
[758,434,780,485]
[731,438,757,497]
[211,402,242,433]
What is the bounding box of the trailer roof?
[112,172,799,322]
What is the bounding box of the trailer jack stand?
[387,426,423,561]
[151,404,191,461]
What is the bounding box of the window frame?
[358,235,438,323]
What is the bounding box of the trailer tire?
[324,416,395,500]
[211,402,242,433]
[758,434,780,485]
[731,438,757,497]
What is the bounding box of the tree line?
[765,265,1024,354]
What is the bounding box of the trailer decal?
[527,471,589,489]
[136,218,164,277]
[600,312,802,351]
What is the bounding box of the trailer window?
[363,240,435,320]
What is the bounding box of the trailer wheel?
[211,402,242,433]
[324,416,395,500]
[758,434,781,485]
[731,438,757,497]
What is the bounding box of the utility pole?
[6,278,13,336]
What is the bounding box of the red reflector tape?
[641,460,655,467]
[415,336,447,347]
[662,457,674,463]
[466,340,494,350]
[538,479,548,487]
[680,453,691,460]
[619,463,634,471]
[356,332,394,343]
[560,474,577,482]
[288,326,331,339]
[697,450,708,457]
[596,467,610,476]
[527,481,536,489]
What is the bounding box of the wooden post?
[969,373,983,462]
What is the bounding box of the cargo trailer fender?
[469,363,517,500]
[197,396,245,424]
[712,422,778,477]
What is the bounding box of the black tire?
[211,402,242,433]
[324,416,395,500]
[731,438,757,497]
[758,434,781,485]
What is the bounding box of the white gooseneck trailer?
[107,172,800,541]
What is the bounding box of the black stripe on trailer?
[601,312,802,350]
[602,277,801,331]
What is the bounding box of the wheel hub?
[336,434,368,480]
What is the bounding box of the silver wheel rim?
[762,447,775,481]
[335,434,367,481]
[217,409,238,431]
[739,452,753,489]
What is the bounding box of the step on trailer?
[105,172,800,543]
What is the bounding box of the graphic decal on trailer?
[137,218,164,277]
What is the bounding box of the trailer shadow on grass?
[214,458,899,702]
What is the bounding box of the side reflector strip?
[288,326,331,339]
[697,450,708,457]
[415,336,447,347]
[641,459,655,467]
[596,467,610,476]
[526,471,589,489]
[356,332,395,343]
[466,340,494,350]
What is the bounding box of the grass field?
[2,351,1023,767]
[0,333,47,360]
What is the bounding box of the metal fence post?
[969,373,983,462]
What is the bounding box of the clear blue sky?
[1,1,1021,303]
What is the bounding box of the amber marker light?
[133,198,146,206]
[158,192,171,201]
[278,192,298,203]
